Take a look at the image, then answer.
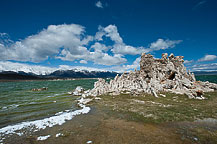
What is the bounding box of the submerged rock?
[32,87,48,91]
[87,53,217,99]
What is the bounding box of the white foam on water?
[47,93,63,98]
[0,104,19,111]
[55,111,63,116]
[37,135,50,141]
[0,106,90,138]
[29,102,37,104]
[28,101,52,105]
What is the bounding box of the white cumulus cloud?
[110,57,141,72]
[0,24,127,66]
[0,24,90,62]
[192,63,217,71]
[95,1,103,8]
[95,25,182,55]
[184,60,194,64]
[198,54,217,62]
[147,39,182,52]
[90,42,110,52]
[111,44,144,55]
[0,24,182,68]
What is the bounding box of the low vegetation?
[92,92,217,123]
[89,91,217,143]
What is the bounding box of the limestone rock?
[87,53,217,99]
[71,86,84,96]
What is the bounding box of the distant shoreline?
[1,74,217,83]
[0,77,100,82]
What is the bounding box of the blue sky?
[0,0,217,73]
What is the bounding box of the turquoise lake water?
[195,75,217,84]
[0,79,97,128]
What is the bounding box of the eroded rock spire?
[85,53,217,99]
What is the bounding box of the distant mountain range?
[0,71,43,80]
[49,70,118,78]
[0,70,119,81]
[1,69,217,81]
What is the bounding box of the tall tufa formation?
[87,53,217,99]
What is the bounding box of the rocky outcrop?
[74,53,217,99]
[69,86,84,95]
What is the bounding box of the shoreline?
[2,103,217,144]
[0,78,99,82]
[0,93,91,144]
[1,91,217,143]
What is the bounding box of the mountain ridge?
[1,69,217,81]
[0,70,119,80]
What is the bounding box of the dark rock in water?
[86,53,217,99]
[32,87,48,91]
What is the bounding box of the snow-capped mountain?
[48,70,118,78]
[0,61,118,80]
[0,61,56,75]
[0,61,108,75]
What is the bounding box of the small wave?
[28,101,53,105]
[28,102,38,105]
[0,104,19,111]
[1,101,51,110]
[47,93,62,98]
[0,106,90,138]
